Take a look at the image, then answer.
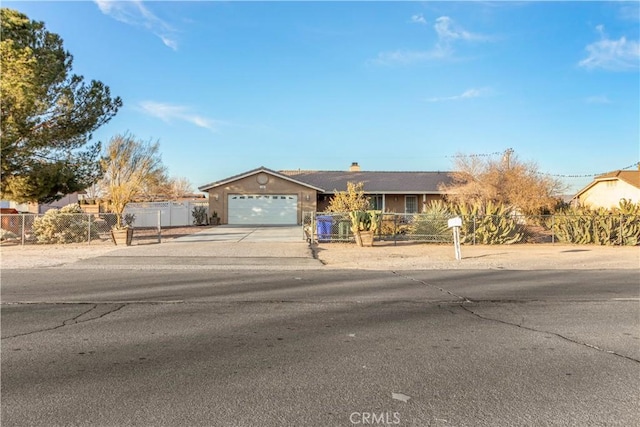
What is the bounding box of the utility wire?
[446,149,639,179]
[445,151,503,158]
[537,162,640,178]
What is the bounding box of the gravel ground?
[0,226,210,269]
[1,226,639,270]
[313,241,640,270]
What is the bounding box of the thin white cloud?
[618,2,640,22]
[158,35,178,51]
[139,101,221,131]
[578,25,639,71]
[426,87,492,103]
[373,16,490,66]
[434,16,488,43]
[585,95,612,105]
[94,0,178,50]
[373,49,449,66]
[410,14,427,25]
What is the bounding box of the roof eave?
[198,166,325,192]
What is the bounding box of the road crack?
[459,304,640,364]
[2,303,127,340]
[236,227,258,242]
[391,271,474,303]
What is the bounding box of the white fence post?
[21,214,26,246]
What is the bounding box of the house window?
[405,196,418,213]
[370,195,383,210]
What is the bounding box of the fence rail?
[302,212,640,246]
[0,213,163,245]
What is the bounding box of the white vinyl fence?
[124,201,208,227]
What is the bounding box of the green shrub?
[123,213,136,227]
[349,210,381,233]
[192,206,208,225]
[617,199,640,245]
[32,204,99,244]
[552,199,640,245]
[456,201,525,244]
[0,229,18,241]
[379,213,410,237]
[409,201,454,242]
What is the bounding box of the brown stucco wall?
[205,172,317,224]
[316,193,445,213]
[381,194,443,212]
[383,195,406,213]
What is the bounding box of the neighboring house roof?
[280,170,454,194]
[595,170,640,189]
[574,170,640,197]
[198,166,325,192]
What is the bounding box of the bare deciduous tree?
[440,151,565,215]
[167,176,194,200]
[100,133,166,228]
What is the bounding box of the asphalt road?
[2,264,639,427]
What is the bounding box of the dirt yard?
[0,226,214,269]
[1,225,638,271]
[313,241,640,270]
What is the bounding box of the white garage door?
[228,194,298,225]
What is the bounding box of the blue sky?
[7,1,640,193]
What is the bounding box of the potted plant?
[349,210,381,247]
[100,133,166,246]
[210,211,220,226]
[110,213,135,245]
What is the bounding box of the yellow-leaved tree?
[100,133,166,229]
[324,182,370,212]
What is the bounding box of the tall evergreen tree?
[0,8,122,203]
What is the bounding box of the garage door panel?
[228,195,297,225]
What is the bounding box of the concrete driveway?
[69,225,322,270]
[170,225,305,243]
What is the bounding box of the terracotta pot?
[111,228,133,246]
[354,232,363,247]
[355,230,374,247]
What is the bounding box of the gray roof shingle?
[280,170,454,193]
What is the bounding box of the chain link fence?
[302,211,640,246]
[0,212,163,246]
